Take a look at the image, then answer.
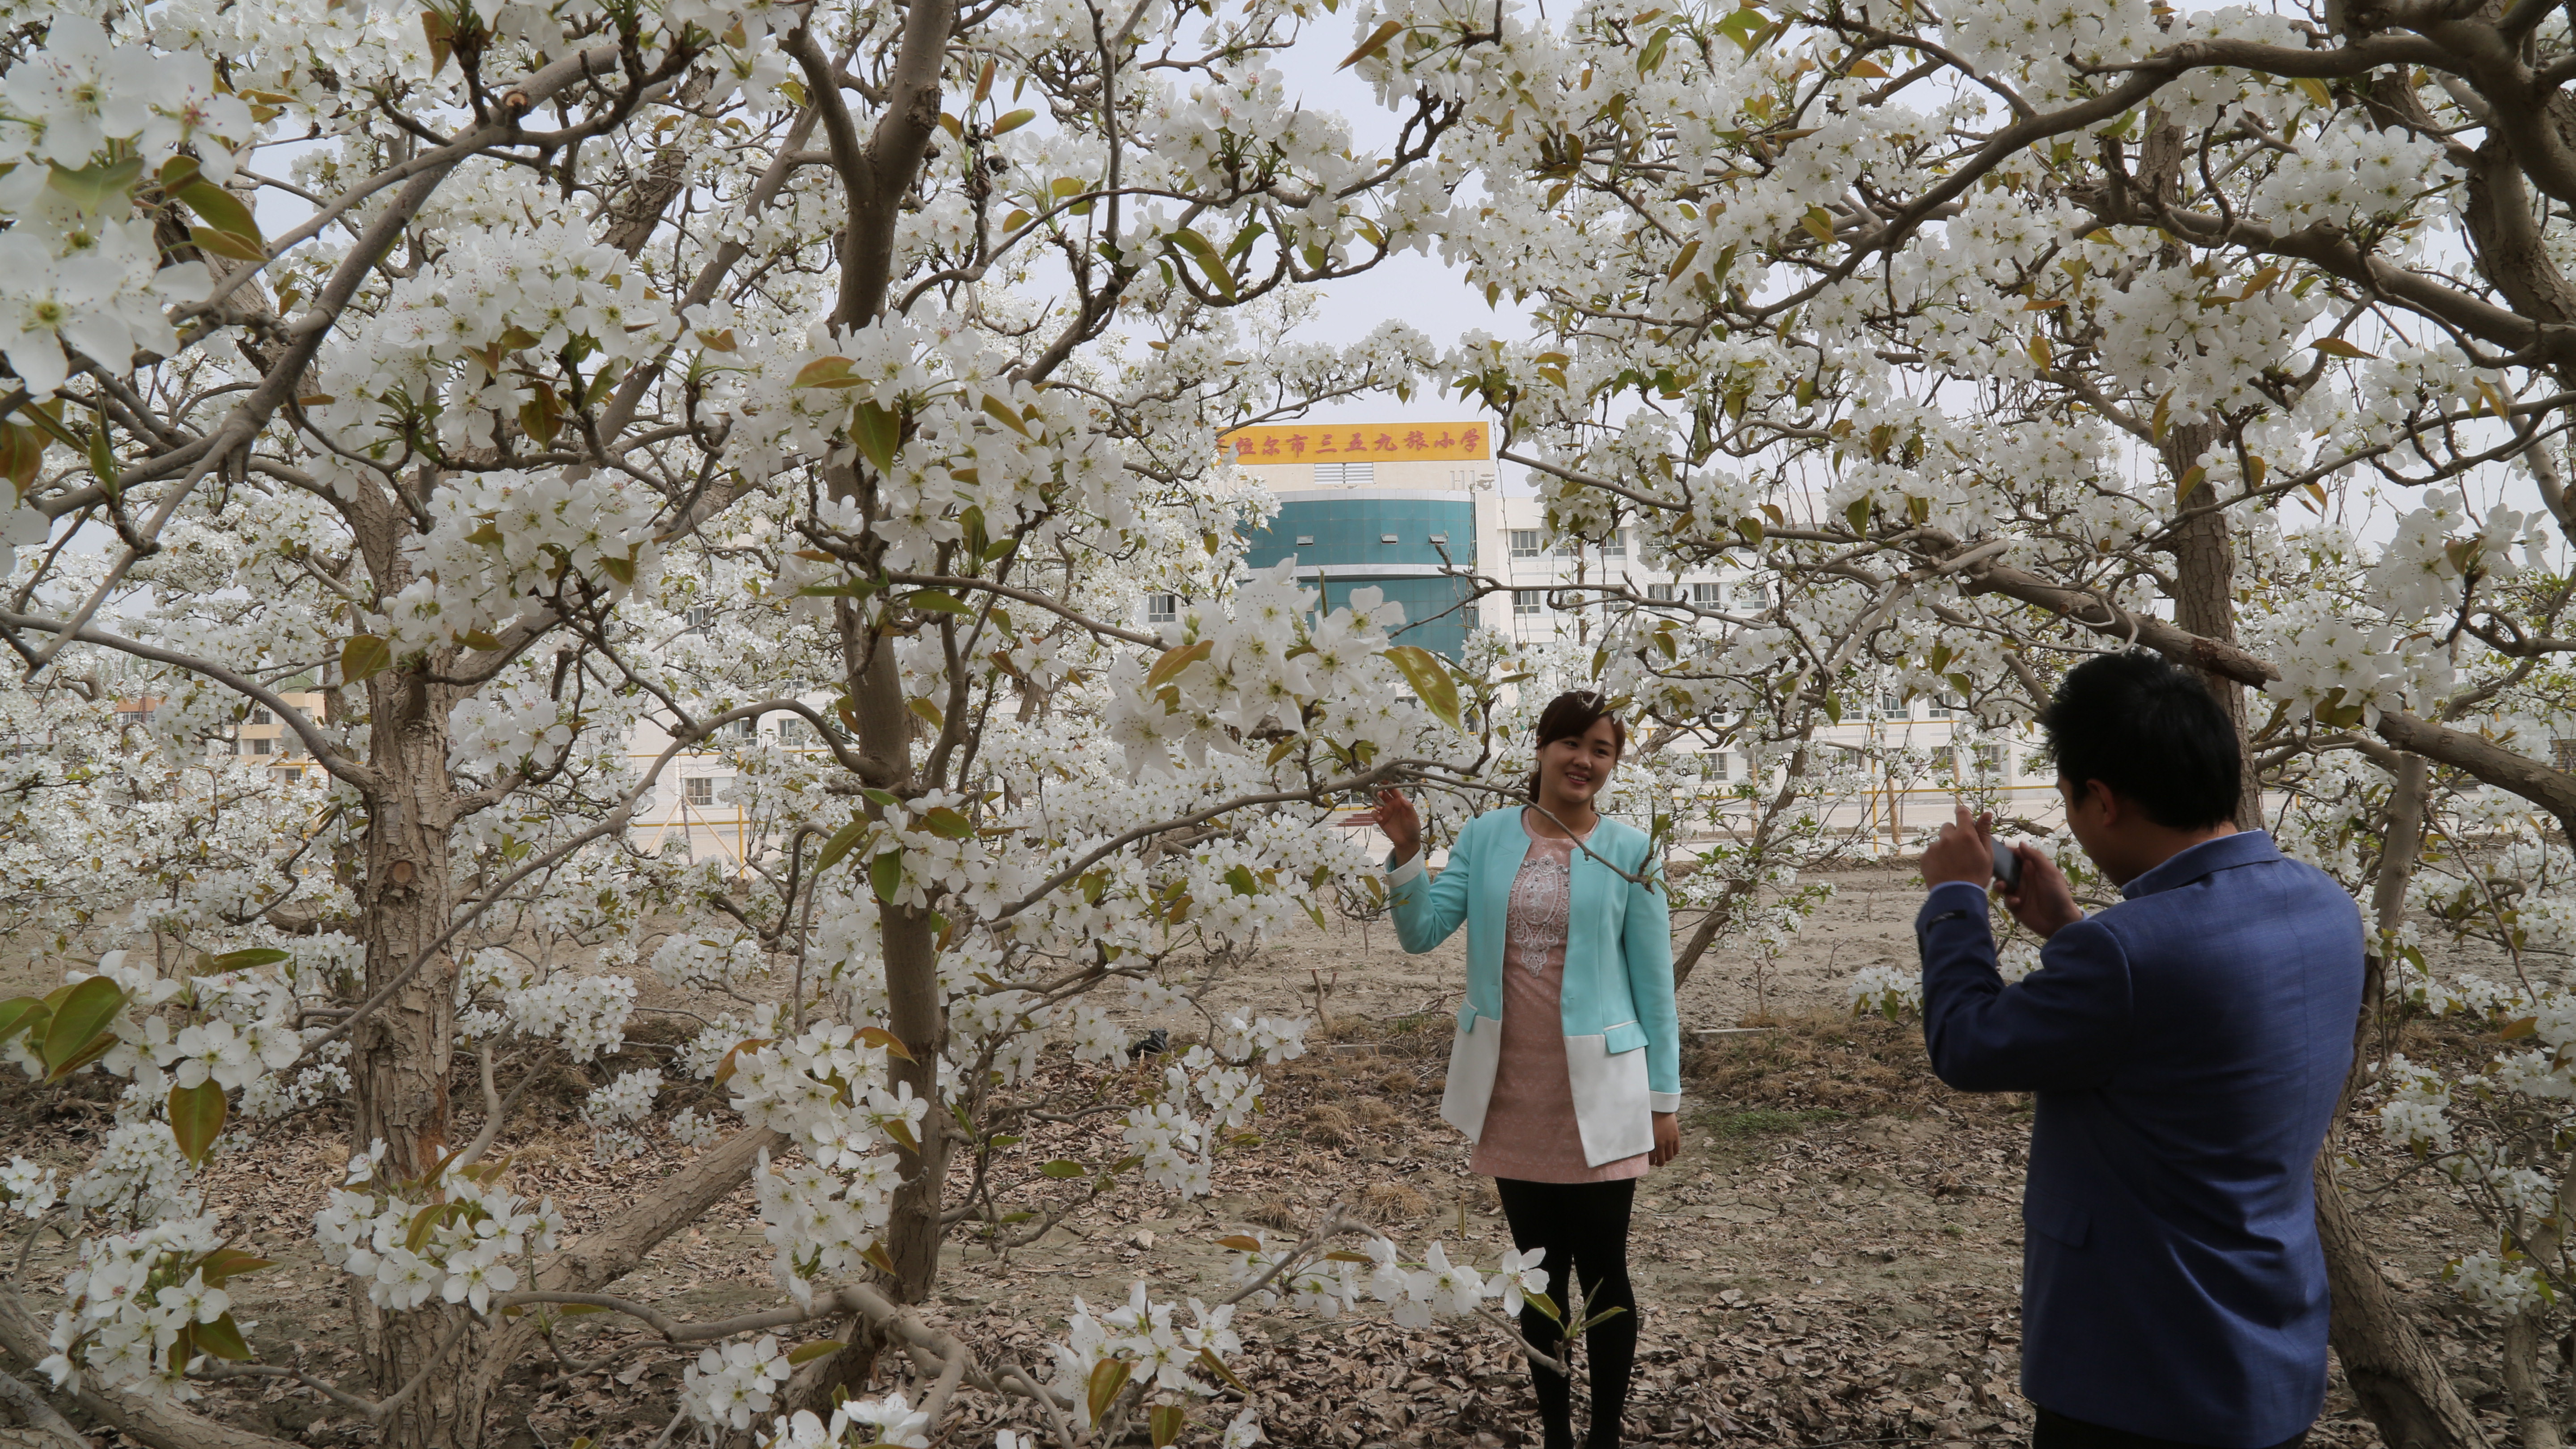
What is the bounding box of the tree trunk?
[2161,410,2476,1446]
[2313,754,2490,1449]
[351,673,480,1449]
[2160,419,2262,829]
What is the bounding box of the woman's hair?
[1524,690,1627,801]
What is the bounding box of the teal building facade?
[1241,489,1482,659]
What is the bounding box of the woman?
[1343,690,1681,1449]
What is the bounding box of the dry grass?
[1685,1008,2027,1119]
[1360,1180,1429,1220]
[1302,1102,1354,1145]
[1345,1095,1402,1131]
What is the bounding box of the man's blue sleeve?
[1916,885,2131,1093]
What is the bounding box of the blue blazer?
[1386,806,1680,1165]
[1915,831,2362,1447]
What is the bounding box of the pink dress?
[1467,813,1650,1184]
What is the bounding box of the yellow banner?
[1220,421,1491,464]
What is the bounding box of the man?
[1917,650,2364,1449]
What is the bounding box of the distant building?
[1220,421,1496,660]
[213,691,326,784]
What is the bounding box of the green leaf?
[814,817,870,874]
[1039,1158,1086,1178]
[1638,25,1671,74]
[0,997,45,1046]
[1165,227,1237,302]
[869,849,904,904]
[1087,1357,1134,1426]
[1196,1345,1250,1392]
[207,948,292,970]
[982,393,1033,437]
[991,108,1037,135]
[597,552,638,587]
[904,589,972,615]
[1379,646,1462,731]
[1336,18,1404,69]
[193,1248,275,1284]
[856,1025,917,1062]
[191,1311,254,1361]
[1224,864,1259,896]
[40,975,124,1082]
[169,1079,228,1165]
[920,806,974,840]
[791,356,860,389]
[1522,1288,1563,1324]
[852,399,901,475]
[46,156,144,213]
[1147,638,1212,686]
[1714,7,1769,53]
[907,695,945,730]
[1150,1402,1186,1448]
[786,1339,847,1366]
[1843,497,1872,535]
[188,224,266,262]
[342,634,393,682]
[2311,336,2378,360]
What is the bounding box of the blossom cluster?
[311,1146,563,1314]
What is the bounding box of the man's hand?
[1337,787,1424,865]
[1923,804,1997,890]
[2001,843,2084,941]
[1649,1111,1680,1167]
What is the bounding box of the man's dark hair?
[2039,651,2242,829]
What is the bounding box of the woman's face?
[1537,715,1622,807]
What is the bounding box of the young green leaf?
[342,635,394,682]
[1378,645,1461,731]
[1337,18,1404,69]
[169,1079,228,1165]
[40,975,124,1081]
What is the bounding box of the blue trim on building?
[1244,493,1480,660]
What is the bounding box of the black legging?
[1494,1177,1640,1449]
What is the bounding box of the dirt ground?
[0,865,2533,1449]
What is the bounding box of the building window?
[685,606,714,631]
[1713,752,1734,782]
[1733,580,1767,609]
[280,767,302,783]
[727,717,757,740]
[1428,533,1449,545]
[248,737,272,756]
[1975,742,2008,776]
[1881,693,1908,719]
[1691,582,1723,606]
[780,718,814,746]
[1928,696,1961,720]
[1603,530,1626,559]
[1647,583,1677,602]
[249,707,272,725]
[1294,535,1315,546]
[1379,533,1400,544]
[1314,462,1376,486]
[685,777,715,808]
[1513,590,1545,617]
[1509,530,1545,559]
[1145,593,1179,625]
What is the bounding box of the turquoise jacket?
[1385,805,1681,1165]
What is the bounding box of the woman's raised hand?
[1336,787,1424,864]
